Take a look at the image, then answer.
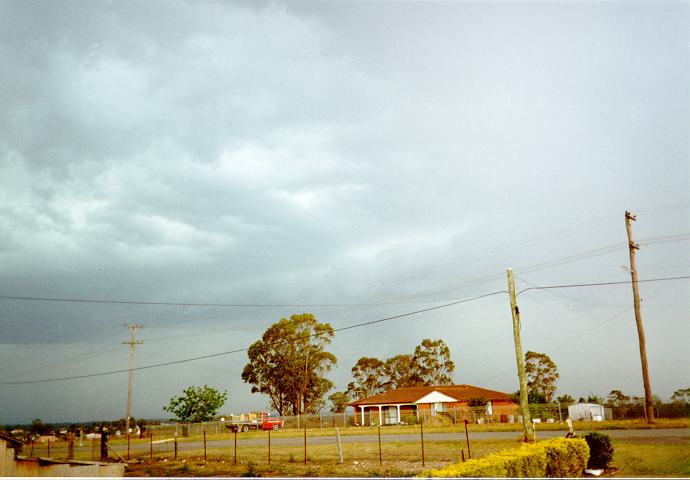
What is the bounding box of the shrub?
[494,444,547,477]
[241,461,260,477]
[422,437,589,478]
[583,432,614,469]
[402,414,418,425]
[543,437,590,477]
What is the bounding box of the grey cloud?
[1,0,688,423]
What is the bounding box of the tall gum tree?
[524,351,559,403]
[242,313,336,415]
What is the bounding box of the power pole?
[625,211,655,423]
[123,323,144,435]
[507,269,534,441]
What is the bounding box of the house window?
[383,406,398,425]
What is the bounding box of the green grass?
[611,438,690,477]
[123,438,521,477]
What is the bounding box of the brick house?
[349,384,517,425]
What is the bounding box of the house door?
[430,402,444,416]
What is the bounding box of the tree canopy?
[347,357,386,400]
[163,385,227,422]
[524,351,559,403]
[413,338,455,385]
[327,391,350,413]
[557,393,575,404]
[242,313,336,415]
[606,389,630,406]
[671,388,690,404]
[347,338,455,400]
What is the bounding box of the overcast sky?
[1,1,689,425]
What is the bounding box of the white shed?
[567,403,605,421]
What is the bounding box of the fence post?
[420,422,425,467]
[47,438,50,458]
[150,433,153,461]
[234,431,237,465]
[378,425,382,465]
[174,438,177,460]
[303,427,307,465]
[127,433,130,460]
[30,440,34,457]
[464,419,471,459]
[335,427,343,464]
[67,433,74,460]
[203,431,207,462]
[100,427,108,461]
[268,429,271,465]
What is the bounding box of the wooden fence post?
[150,433,153,460]
[420,422,425,467]
[303,427,307,465]
[268,429,271,465]
[378,426,382,465]
[67,433,74,460]
[234,431,237,465]
[335,427,343,464]
[203,431,207,462]
[464,419,471,459]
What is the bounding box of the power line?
[0,290,508,385]
[3,274,688,386]
[0,295,448,308]
[1,235,687,309]
[516,274,690,296]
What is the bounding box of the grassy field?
[25,418,690,476]
[123,438,521,477]
[611,436,690,477]
[130,417,689,445]
[122,430,690,477]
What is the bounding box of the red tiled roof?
[349,384,514,406]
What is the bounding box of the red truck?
[223,412,283,433]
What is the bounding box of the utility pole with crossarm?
[123,323,144,435]
[625,211,655,423]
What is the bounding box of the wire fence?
[18,402,689,465]
[24,423,476,468]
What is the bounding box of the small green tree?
[557,394,575,404]
[328,391,350,413]
[606,389,630,406]
[163,385,228,422]
[30,418,50,435]
[671,388,690,404]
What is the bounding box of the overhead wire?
[3,274,689,385]
[0,290,508,385]
[516,274,690,296]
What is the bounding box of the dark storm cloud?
[0,0,688,423]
